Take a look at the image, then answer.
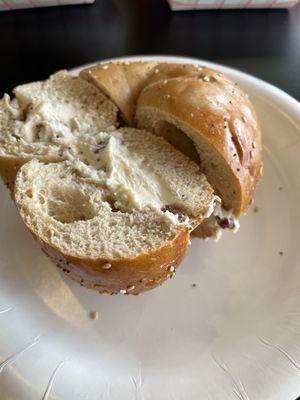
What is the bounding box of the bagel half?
[14,128,214,294]
[80,61,262,226]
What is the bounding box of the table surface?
[0,0,300,100]
[0,1,299,399]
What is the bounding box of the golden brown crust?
[136,74,262,214]
[79,61,159,124]
[34,227,190,295]
[79,62,204,125]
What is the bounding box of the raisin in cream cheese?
[214,200,240,234]
[192,195,240,241]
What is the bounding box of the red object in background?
[167,0,299,10]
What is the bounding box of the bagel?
[0,60,262,294]
[0,71,214,294]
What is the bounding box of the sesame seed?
[191,283,197,288]
[127,285,135,292]
[217,73,222,77]
[203,76,210,82]
[223,125,227,129]
[120,289,127,294]
[250,150,254,159]
[279,251,283,256]
[89,311,99,320]
[101,263,111,269]
[198,67,203,71]
[163,80,168,85]
[154,68,159,74]
[242,116,247,123]
[169,265,175,272]
[169,272,176,279]
[165,94,171,99]
[124,61,130,65]
[237,168,240,172]
[252,141,256,149]
[190,113,194,118]
[233,153,237,157]
[102,65,108,70]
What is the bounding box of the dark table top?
[0,0,300,101]
[0,1,299,399]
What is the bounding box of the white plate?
[0,56,300,400]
